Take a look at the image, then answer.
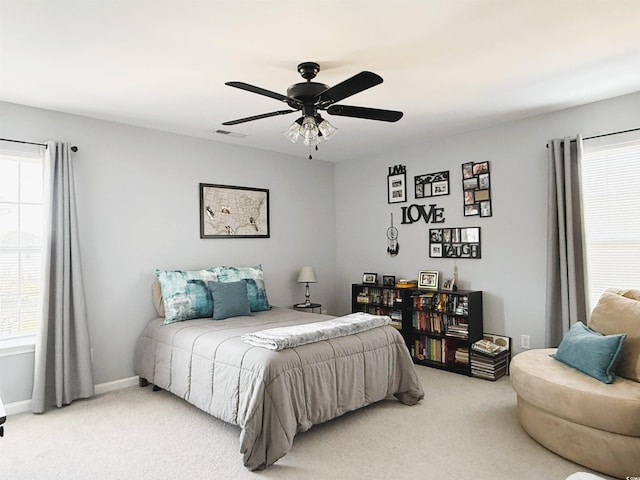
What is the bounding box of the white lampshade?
[297,266,317,283]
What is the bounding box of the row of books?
[412,337,444,363]
[356,306,402,329]
[411,338,470,365]
[412,311,469,338]
[412,292,469,315]
[356,287,401,306]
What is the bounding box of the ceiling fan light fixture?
[282,121,301,143]
[317,118,338,141]
[301,115,320,147]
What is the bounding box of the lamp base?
[303,282,312,305]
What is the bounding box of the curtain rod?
[546,127,640,148]
[0,137,78,152]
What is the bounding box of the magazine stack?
[471,338,510,381]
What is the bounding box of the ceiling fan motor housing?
[286,82,329,111]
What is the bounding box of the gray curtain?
[545,135,589,347]
[32,141,94,413]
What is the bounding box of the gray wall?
[2,90,640,405]
[334,90,640,354]
[0,101,336,403]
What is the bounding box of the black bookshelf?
[352,284,483,376]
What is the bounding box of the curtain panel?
[545,136,589,347]
[32,141,94,413]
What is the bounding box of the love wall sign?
[400,203,445,224]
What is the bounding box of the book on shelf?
[454,347,469,365]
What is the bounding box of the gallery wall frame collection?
[384,160,491,265]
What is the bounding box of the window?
[582,133,640,310]
[0,145,45,342]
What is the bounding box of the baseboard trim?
[5,399,31,416]
[94,376,139,395]
[5,375,140,416]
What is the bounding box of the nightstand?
[293,302,322,314]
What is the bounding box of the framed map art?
[200,183,270,238]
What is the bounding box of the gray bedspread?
[133,307,424,470]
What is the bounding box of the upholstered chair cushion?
[589,288,640,382]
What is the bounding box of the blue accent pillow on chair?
[551,321,626,383]
[207,281,251,320]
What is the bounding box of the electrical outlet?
[520,335,530,349]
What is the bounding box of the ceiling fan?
[222,62,403,158]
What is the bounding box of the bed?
[133,306,424,470]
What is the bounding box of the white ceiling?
[2,0,640,162]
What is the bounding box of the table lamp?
[297,266,317,306]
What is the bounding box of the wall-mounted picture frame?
[461,161,492,218]
[200,183,269,238]
[417,270,439,290]
[441,277,456,291]
[429,227,482,259]
[382,275,396,287]
[387,164,407,204]
[414,170,450,198]
[362,272,378,285]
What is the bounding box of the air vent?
[212,129,247,138]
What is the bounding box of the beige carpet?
[1,366,614,480]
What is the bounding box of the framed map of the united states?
[199,183,270,238]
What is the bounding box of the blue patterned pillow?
[551,321,626,384]
[211,265,271,312]
[207,281,251,320]
[156,269,218,324]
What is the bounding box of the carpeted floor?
[1,365,614,480]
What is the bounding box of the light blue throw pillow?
[551,321,626,384]
[207,281,251,320]
[211,265,271,312]
[156,269,218,324]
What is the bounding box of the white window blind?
[0,144,45,341]
[582,132,640,310]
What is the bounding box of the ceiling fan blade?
[222,109,297,126]
[326,105,403,122]
[317,71,383,106]
[225,81,302,107]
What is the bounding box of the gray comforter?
[133,307,424,470]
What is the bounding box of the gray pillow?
[207,281,251,320]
